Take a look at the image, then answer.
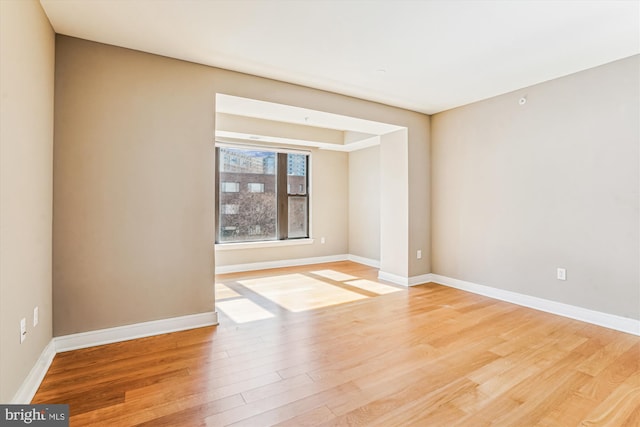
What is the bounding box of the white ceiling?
[40,0,639,115]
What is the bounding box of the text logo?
[0,405,68,426]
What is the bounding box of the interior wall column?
[379,128,409,281]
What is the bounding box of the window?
[221,182,239,192]
[216,146,309,244]
[286,153,308,238]
[247,183,264,193]
[221,204,239,214]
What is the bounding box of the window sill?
[215,238,315,251]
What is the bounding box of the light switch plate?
[20,318,26,343]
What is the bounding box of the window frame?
[215,144,311,246]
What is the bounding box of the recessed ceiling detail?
[216,94,403,152]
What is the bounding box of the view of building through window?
[217,147,309,243]
[287,153,307,238]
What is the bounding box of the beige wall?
[431,55,640,319]
[408,119,431,277]
[54,36,430,335]
[349,146,380,261]
[0,0,55,402]
[53,37,217,336]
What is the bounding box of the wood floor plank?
[621,402,640,427]
[367,378,478,427]
[204,382,361,426]
[534,392,597,427]
[71,393,245,427]
[273,405,336,427]
[577,372,640,426]
[31,261,640,426]
[576,343,639,402]
[576,334,639,376]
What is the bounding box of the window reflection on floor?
[215,267,405,323]
[344,279,403,295]
[238,274,367,312]
[216,299,275,323]
[310,269,357,282]
[215,283,241,299]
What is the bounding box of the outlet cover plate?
[557,268,567,281]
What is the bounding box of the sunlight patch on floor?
[216,299,275,323]
[310,270,358,282]
[238,273,367,312]
[345,279,403,295]
[215,283,241,300]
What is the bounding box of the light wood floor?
[33,261,639,426]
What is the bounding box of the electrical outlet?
[20,318,26,343]
[557,268,567,281]
[417,250,422,259]
[33,306,39,327]
[320,237,325,244]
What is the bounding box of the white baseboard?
[431,274,640,336]
[378,270,409,286]
[55,311,218,353]
[409,273,434,286]
[10,340,57,404]
[216,254,349,274]
[347,254,380,268]
[378,271,434,287]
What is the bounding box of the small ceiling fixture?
[518,96,527,105]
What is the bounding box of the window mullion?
[277,153,288,240]
[214,147,220,243]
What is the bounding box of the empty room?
[1,0,638,425]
